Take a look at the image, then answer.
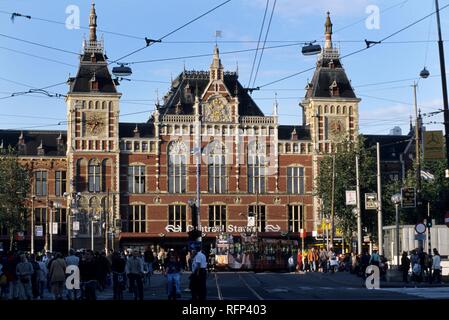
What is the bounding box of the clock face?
[84,112,106,136]
[205,97,230,122]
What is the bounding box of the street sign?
[415,223,426,234]
[414,234,426,241]
[312,230,318,237]
[365,193,377,210]
[401,187,416,208]
[73,221,80,231]
[346,190,357,205]
[445,212,449,228]
[35,225,43,237]
[423,130,445,160]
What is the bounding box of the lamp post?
[49,201,61,253]
[64,192,81,252]
[31,195,35,254]
[391,193,402,269]
[352,208,361,254]
[90,211,100,251]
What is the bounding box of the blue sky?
[0,0,448,135]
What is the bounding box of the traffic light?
[426,219,432,228]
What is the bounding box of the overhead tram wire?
[109,0,233,65]
[257,3,449,89]
[0,33,80,56]
[0,46,77,67]
[0,9,142,41]
[0,0,233,102]
[252,0,277,89]
[247,0,270,88]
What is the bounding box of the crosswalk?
[379,287,449,299]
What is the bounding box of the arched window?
[168,141,187,193]
[76,159,86,192]
[247,140,266,194]
[287,166,305,194]
[206,141,227,193]
[88,159,101,192]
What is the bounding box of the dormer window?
[90,73,99,91]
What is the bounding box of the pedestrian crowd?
[400,247,443,284]
[0,246,209,301]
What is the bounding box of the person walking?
[111,251,126,300]
[144,246,154,286]
[369,249,380,267]
[400,251,410,283]
[431,248,442,284]
[65,249,80,300]
[164,251,182,299]
[16,254,34,300]
[296,250,303,273]
[190,248,207,300]
[126,250,144,301]
[49,253,67,300]
[36,255,47,299]
[79,250,99,301]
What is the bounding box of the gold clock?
[206,98,230,122]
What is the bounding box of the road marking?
[214,273,223,300]
[239,274,264,300]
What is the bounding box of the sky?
[0,0,448,135]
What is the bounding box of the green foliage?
[0,147,31,250]
[315,136,377,242]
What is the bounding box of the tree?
[0,147,30,251]
[315,136,377,247]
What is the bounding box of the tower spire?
[89,1,97,42]
[324,11,333,49]
[210,45,224,80]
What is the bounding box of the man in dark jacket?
[79,250,98,300]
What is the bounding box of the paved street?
[35,271,449,301]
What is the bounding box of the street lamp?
[64,192,81,253]
[90,210,100,251]
[391,193,402,269]
[49,201,61,253]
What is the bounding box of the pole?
[356,155,362,255]
[49,206,53,253]
[105,189,109,253]
[44,198,49,252]
[435,0,449,170]
[427,202,432,256]
[91,215,94,251]
[67,209,71,253]
[376,143,383,255]
[196,115,201,242]
[330,154,335,249]
[31,197,34,254]
[395,203,400,268]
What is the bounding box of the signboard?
[312,230,318,237]
[73,221,80,231]
[346,190,357,205]
[415,223,426,234]
[247,216,255,227]
[401,187,416,208]
[365,193,377,210]
[35,225,43,237]
[51,222,58,235]
[423,130,445,160]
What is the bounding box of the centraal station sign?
[165,224,281,233]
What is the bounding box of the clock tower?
[65,2,121,249]
[301,12,361,231]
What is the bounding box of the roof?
[278,125,311,140]
[68,52,118,94]
[119,123,154,138]
[364,134,413,161]
[158,70,264,117]
[0,130,67,156]
[305,57,357,99]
